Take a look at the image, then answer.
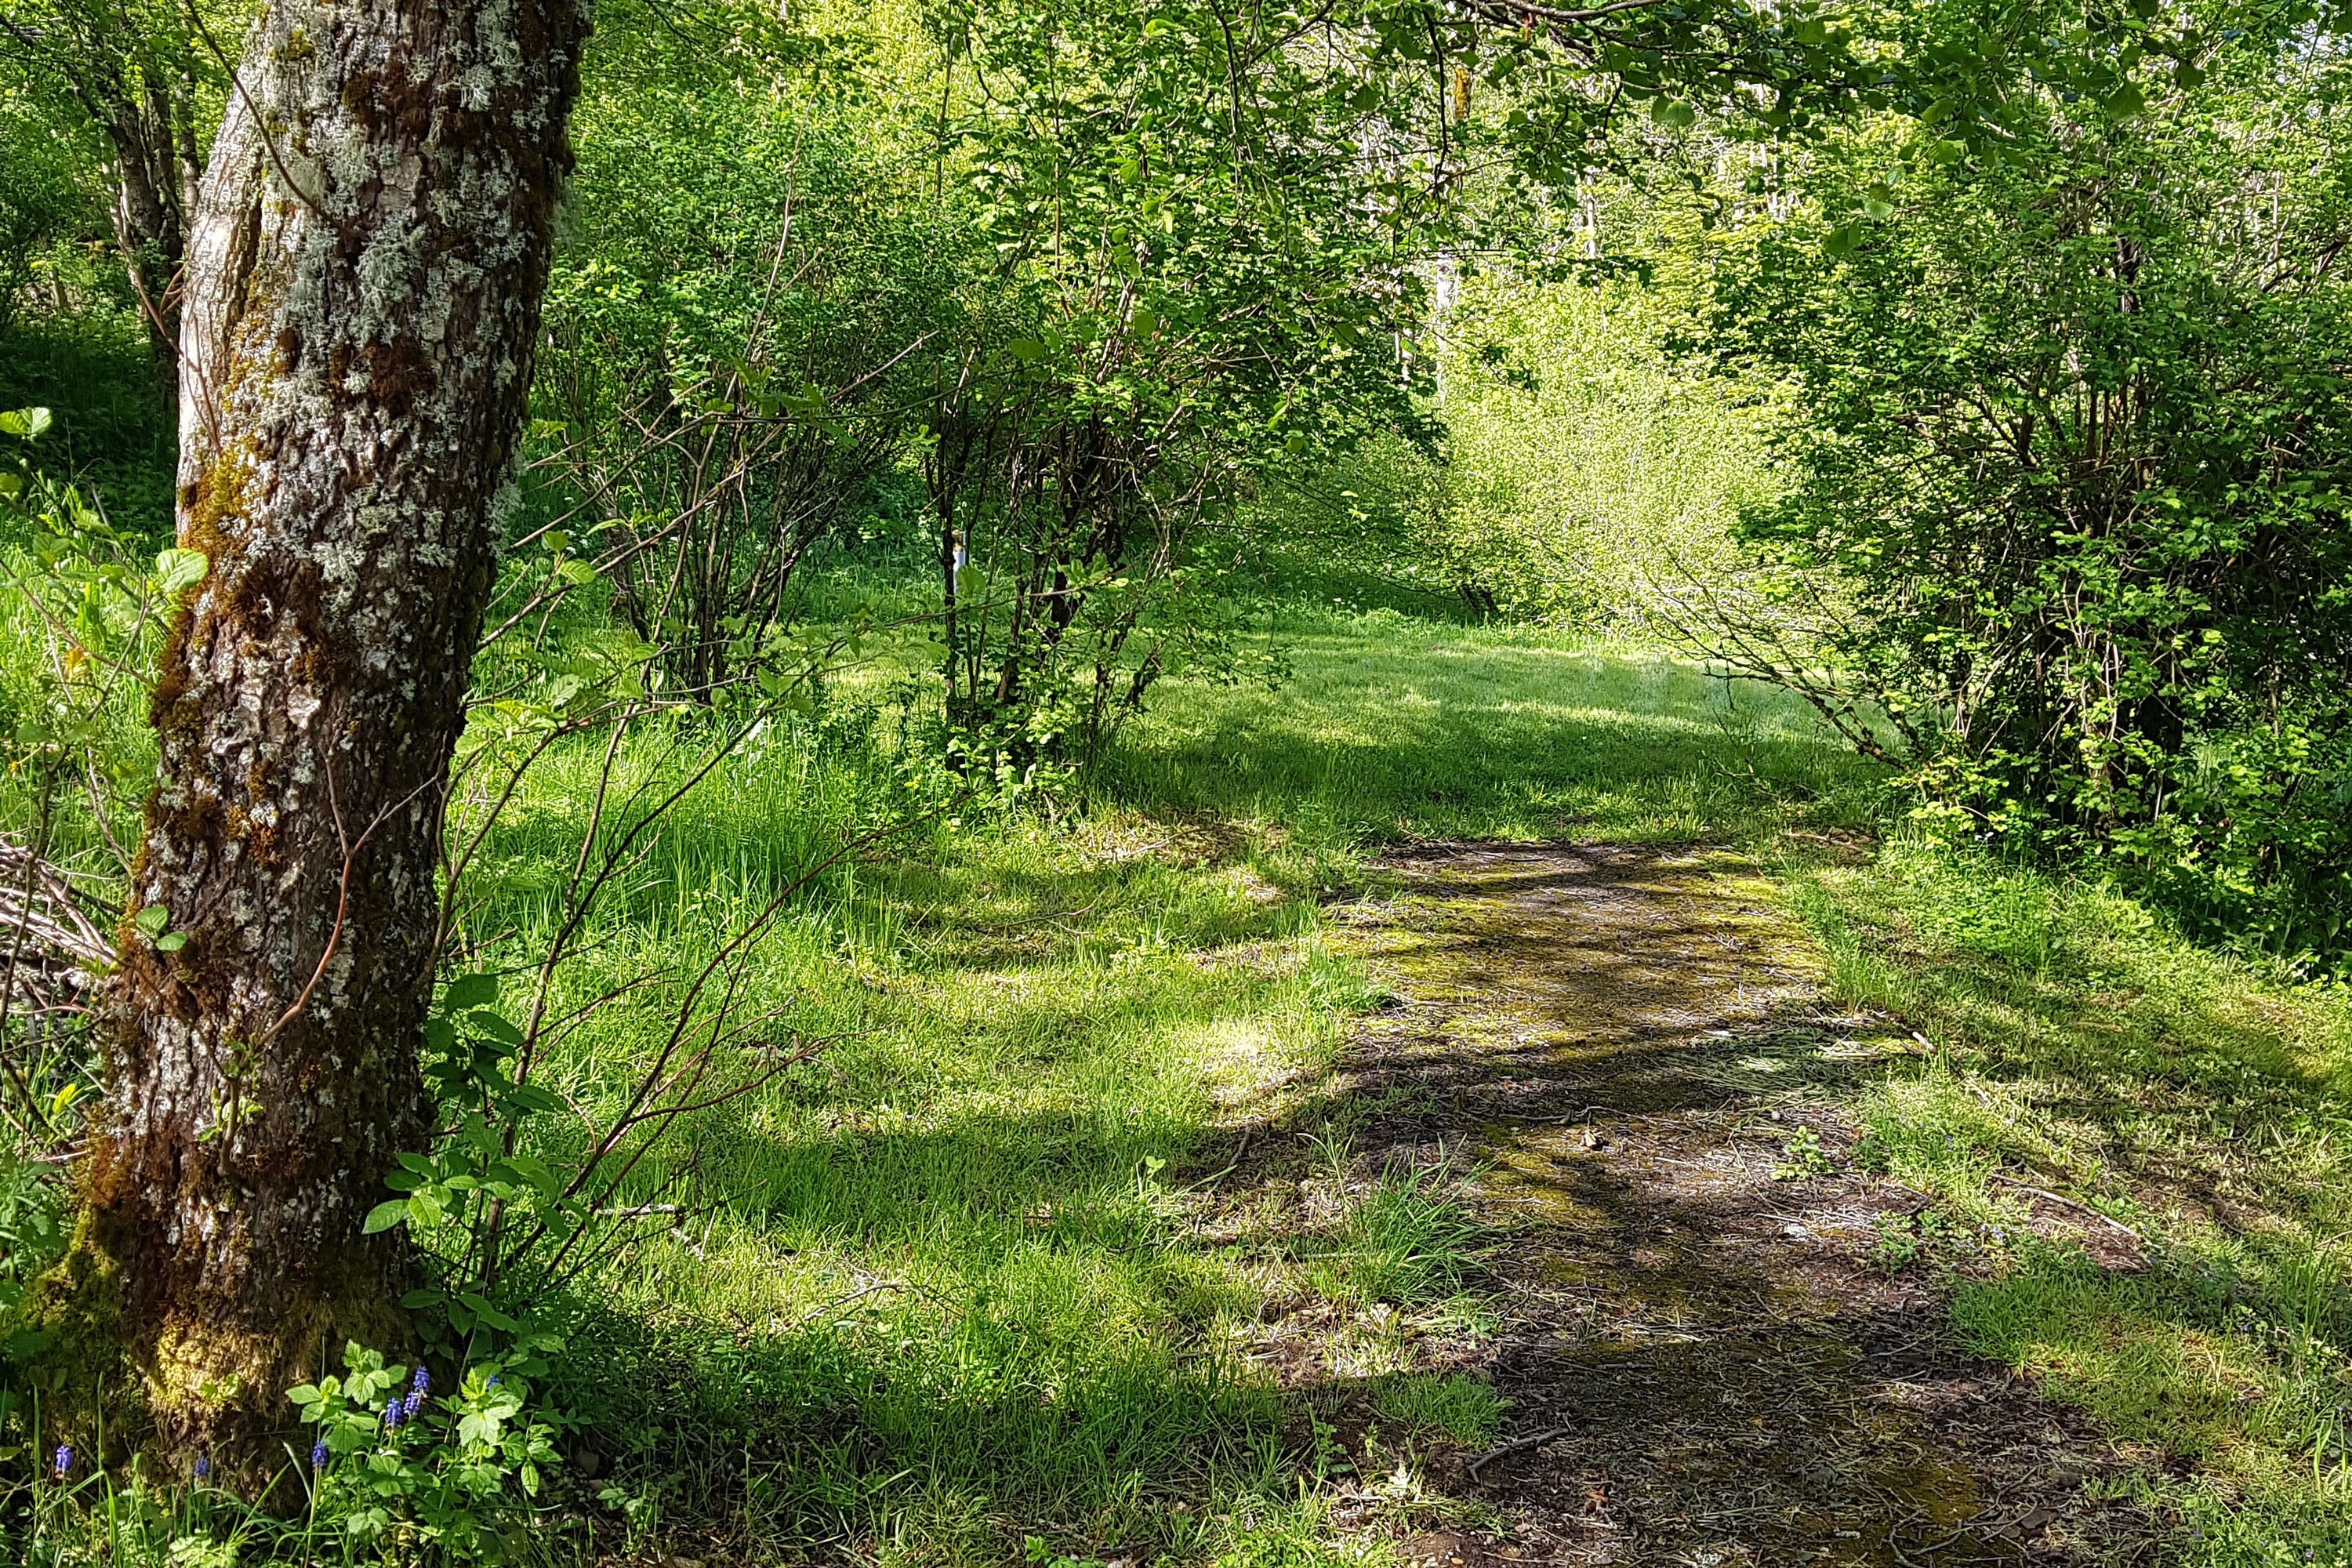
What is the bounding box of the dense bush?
[529,7,964,699]
[1710,66,2352,963]
[914,0,1439,773]
[0,97,83,336]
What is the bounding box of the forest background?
[1,0,2350,1563]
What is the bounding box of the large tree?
[42,0,590,1477]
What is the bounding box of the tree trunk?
[0,7,201,366]
[59,0,589,1481]
[101,78,188,362]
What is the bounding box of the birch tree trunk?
[57,0,589,1477]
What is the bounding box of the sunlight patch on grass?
[1109,614,1882,854]
[1791,830,2352,1562]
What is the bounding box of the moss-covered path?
[1331,844,2161,1568]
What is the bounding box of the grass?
[1105,603,1884,851]
[0,310,176,544]
[1368,1374,1505,1450]
[9,590,2352,1565]
[414,612,1878,1564]
[1793,835,2352,1565]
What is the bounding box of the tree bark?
[58,0,589,1479]
[100,76,189,360]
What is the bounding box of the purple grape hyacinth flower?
[50,1444,70,1479]
[311,1439,329,1470]
[194,1453,210,1482]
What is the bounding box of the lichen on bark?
[50,0,591,1484]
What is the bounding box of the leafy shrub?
[1710,60,2352,963]
[1434,266,1779,633]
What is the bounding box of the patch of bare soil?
[1322,844,2162,1567]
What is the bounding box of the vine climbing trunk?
[54,0,590,1481]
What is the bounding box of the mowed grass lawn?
[1109,607,1880,850]
[489,605,2350,1567]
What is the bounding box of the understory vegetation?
[1,0,2349,1563]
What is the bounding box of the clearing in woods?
[1298,842,2161,1567]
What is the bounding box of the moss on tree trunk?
[39,0,590,1486]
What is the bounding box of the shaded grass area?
[0,310,176,543]
[1791,838,2352,1565]
[461,615,1880,1564]
[460,739,1367,1559]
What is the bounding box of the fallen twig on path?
[1467,1425,1571,1481]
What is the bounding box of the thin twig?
[1988,1173,2141,1240]
[1467,1425,1571,1481]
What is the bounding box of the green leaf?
[0,408,53,439]
[1650,98,1697,129]
[2103,82,2147,118]
[442,971,499,1011]
[155,931,187,953]
[1821,222,1865,256]
[361,1199,411,1235]
[467,1009,525,1049]
[132,905,169,938]
[154,549,209,594]
[1005,339,1047,361]
[503,1152,561,1192]
[456,1292,522,1332]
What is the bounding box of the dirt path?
[1320,844,2161,1568]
